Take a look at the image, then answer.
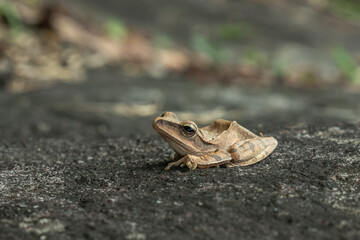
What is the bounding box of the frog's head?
[153,112,208,155]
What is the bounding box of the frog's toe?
[168,152,176,162]
[164,164,172,171]
[186,160,197,170]
[181,158,196,169]
[164,158,184,170]
[190,163,197,170]
[224,163,235,168]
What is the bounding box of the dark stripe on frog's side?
[197,152,232,168]
[229,148,238,153]
[200,153,223,162]
[229,140,253,153]
[215,152,230,161]
[248,142,255,152]
[228,141,244,153]
[259,138,268,148]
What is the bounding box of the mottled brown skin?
[153,112,278,170]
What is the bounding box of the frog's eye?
[181,122,197,138]
[183,125,195,133]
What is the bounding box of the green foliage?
[104,18,127,40]
[271,61,286,79]
[330,0,360,22]
[216,23,250,41]
[0,2,24,36]
[242,49,267,67]
[331,47,359,82]
[153,34,174,49]
[191,34,229,64]
[22,0,41,7]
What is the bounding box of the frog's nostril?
[161,112,178,120]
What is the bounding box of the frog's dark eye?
[161,112,166,117]
[181,122,197,138]
[183,125,195,133]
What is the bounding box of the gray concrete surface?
[0,67,359,239]
[1,67,359,140]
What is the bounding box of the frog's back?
[200,119,257,144]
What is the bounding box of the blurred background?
[0,0,359,140]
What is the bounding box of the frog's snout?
[161,112,178,120]
[152,117,161,130]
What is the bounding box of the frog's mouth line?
[155,127,195,155]
[157,131,188,147]
[152,120,182,142]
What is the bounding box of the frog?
[152,112,278,170]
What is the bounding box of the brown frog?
[153,112,278,170]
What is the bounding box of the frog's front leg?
[164,150,232,170]
[226,137,277,167]
[168,152,181,162]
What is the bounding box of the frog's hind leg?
[226,137,278,167]
[165,150,232,170]
[187,150,232,169]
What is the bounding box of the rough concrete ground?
[0,67,359,239]
[0,120,359,239]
